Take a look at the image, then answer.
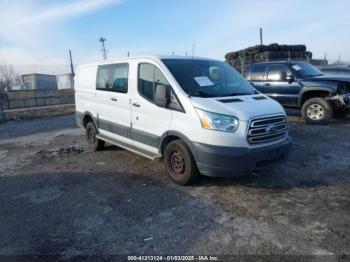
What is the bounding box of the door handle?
[132,102,140,107]
[264,83,271,87]
[111,97,118,102]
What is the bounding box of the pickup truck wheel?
[164,140,199,185]
[302,97,333,124]
[86,122,105,151]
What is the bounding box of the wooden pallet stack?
[225,43,312,75]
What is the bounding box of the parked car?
[75,55,291,185]
[318,65,350,76]
[246,61,350,124]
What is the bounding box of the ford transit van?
[75,55,291,185]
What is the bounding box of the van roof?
[77,55,219,67]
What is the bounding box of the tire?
[85,122,105,151]
[164,140,199,185]
[301,97,333,125]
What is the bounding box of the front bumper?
[193,137,292,177]
[328,93,350,107]
[345,94,350,107]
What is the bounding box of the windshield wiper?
[223,92,251,97]
[192,90,215,97]
[192,91,252,98]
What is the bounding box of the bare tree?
[0,63,15,92]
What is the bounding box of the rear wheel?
[302,97,333,125]
[85,122,105,151]
[164,140,199,185]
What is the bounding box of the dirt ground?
[0,113,349,259]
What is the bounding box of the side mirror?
[286,74,295,83]
[279,71,287,81]
[154,84,170,107]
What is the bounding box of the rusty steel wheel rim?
[170,151,186,176]
[87,127,96,144]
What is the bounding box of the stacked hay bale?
[225,43,312,75]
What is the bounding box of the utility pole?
[98,37,108,60]
[192,44,195,57]
[259,28,263,45]
[69,50,75,76]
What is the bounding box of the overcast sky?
[0,0,349,67]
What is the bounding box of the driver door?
[130,62,181,155]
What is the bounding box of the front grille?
[247,115,288,144]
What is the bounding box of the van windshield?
[162,59,255,97]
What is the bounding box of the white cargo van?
[75,55,291,185]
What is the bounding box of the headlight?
[196,108,239,132]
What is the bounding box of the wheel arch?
[298,87,334,107]
[82,111,98,129]
[158,131,198,161]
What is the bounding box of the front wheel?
[164,140,199,185]
[301,97,333,125]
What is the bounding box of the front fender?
[298,82,337,106]
[158,130,198,160]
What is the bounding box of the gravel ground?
[0,113,349,260]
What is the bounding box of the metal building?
[22,74,58,90]
[56,73,74,89]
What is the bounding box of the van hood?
[190,95,285,121]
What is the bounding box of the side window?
[96,63,128,93]
[248,64,266,81]
[138,63,183,111]
[267,64,292,81]
[138,64,155,101]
